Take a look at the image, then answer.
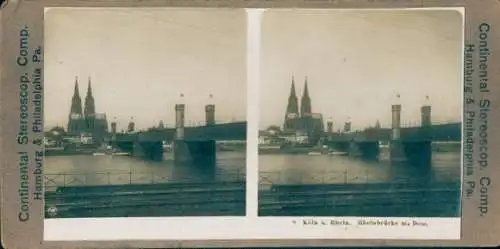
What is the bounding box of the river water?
[259,151,461,187]
[45,149,460,190]
[44,151,246,190]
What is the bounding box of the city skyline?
[44,8,247,131]
[260,9,463,131]
[44,9,463,133]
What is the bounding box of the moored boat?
[307,151,322,156]
[111,152,130,156]
[328,151,347,156]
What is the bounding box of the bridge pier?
[114,141,134,154]
[357,142,380,159]
[174,139,216,165]
[404,141,432,166]
[131,141,164,161]
[348,141,361,157]
[389,140,407,163]
[348,141,379,159]
[132,141,145,157]
[389,141,432,166]
[325,141,349,153]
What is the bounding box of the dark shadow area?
[403,141,432,167]
[259,181,460,217]
[45,178,246,218]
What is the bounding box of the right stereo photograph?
[258,9,463,217]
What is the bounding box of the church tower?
[285,76,299,116]
[70,77,83,116]
[84,76,96,131]
[84,77,96,117]
[67,76,84,133]
[283,76,299,130]
[300,77,312,116]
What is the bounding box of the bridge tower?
[391,99,401,140]
[327,121,333,133]
[111,118,117,135]
[175,103,185,139]
[127,117,135,133]
[390,94,406,163]
[205,94,215,126]
[421,95,431,127]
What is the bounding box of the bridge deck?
[327,123,461,142]
[114,121,247,142]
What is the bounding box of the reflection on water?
[45,151,246,188]
[259,152,460,186]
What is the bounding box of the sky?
[260,9,463,131]
[44,8,246,131]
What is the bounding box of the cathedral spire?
[67,76,84,134]
[73,76,80,97]
[84,76,96,117]
[303,77,309,97]
[69,76,83,115]
[87,76,93,97]
[285,76,299,115]
[300,77,311,116]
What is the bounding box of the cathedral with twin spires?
[283,76,324,144]
[67,76,108,140]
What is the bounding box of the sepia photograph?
[258,9,463,217]
[43,8,247,218]
[3,0,500,244]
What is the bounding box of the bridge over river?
[322,103,461,166]
[326,122,460,143]
[110,102,246,162]
[114,121,246,143]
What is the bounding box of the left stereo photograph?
[43,8,247,218]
